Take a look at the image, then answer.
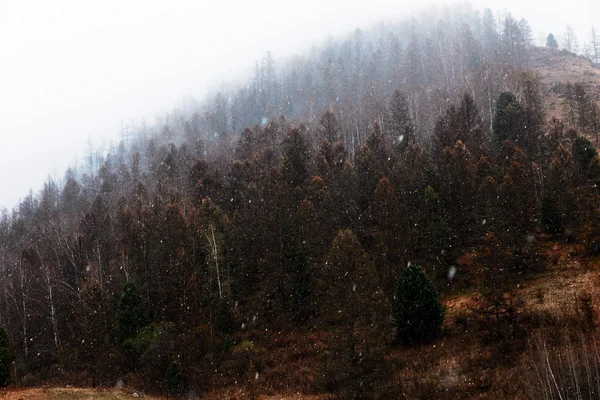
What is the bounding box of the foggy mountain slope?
[1,4,600,399]
[527,46,600,120]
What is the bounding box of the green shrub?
[392,263,445,343]
[126,322,177,390]
[116,281,148,343]
[231,341,267,375]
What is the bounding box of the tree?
[405,32,424,86]
[563,26,579,53]
[591,27,600,64]
[437,140,477,245]
[493,92,526,145]
[384,89,414,152]
[392,263,445,343]
[521,72,546,155]
[319,110,340,143]
[116,281,148,343]
[320,230,389,397]
[0,327,14,387]
[457,93,483,150]
[590,102,600,146]
[355,122,391,211]
[546,33,558,49]
[573,136,600,179]
[499,157,538,249]
[281,127,310,188]
[544,145,576,232]
[482,9,499,56]
[574,84,591,132]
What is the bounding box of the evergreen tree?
[282,127,310,188]
[117,281,148,343]
[320,230,389,398]
[521,73,546,155]
[457,93,483,150]
[546,33,558,49]
[393,263,445,343]
[573,136,600,179]
[355,122,391,211]
[493,92,526,145]
[499,156,538,249]
[385,89,414,152]
[545,145,576,231]
[319,110,340,143]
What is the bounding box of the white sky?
[0,0,598,210]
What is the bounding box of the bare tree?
[563,26,579,53]
[591,27,600,64]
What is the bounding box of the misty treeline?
[1,4,600,397]
[549,25,600,65]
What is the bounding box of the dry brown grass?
[0,387,164,400]
[204,387,333,400]
[527,46,600,122]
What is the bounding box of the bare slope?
[527,46,600,118]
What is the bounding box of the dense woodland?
[2,5,600,398]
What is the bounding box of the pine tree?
[573,136,600,179]
[545,145,576,232]
[320,230,389,397]
[493,92,526,145]
[393,263,445,343]
[282,127,310,188]
[574,84,591,132]
[499,157,538,249]
[319,110,340,143]
[546,33,558,49]
[385,89,414,152]
[521,72,545,155]
[117,281,148,343]
[457,93,483,150]
[355,122,391,211]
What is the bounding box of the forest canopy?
[1,4,600,398]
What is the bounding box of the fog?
[0,0,597,209]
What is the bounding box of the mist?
[0,0,597,209]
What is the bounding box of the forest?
[1,4,600,399]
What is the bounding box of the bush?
[126,322,178,391]
[393,263,445,343]
[0,326,14,387]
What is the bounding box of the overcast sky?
[0,0,598,210]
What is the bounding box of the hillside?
[2,6,600,400]
[528,46,600,120]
